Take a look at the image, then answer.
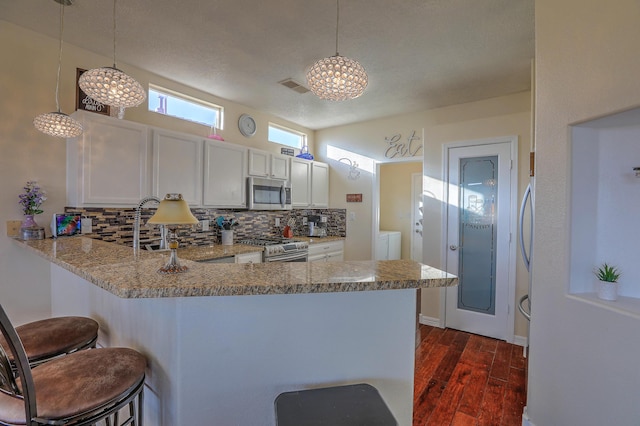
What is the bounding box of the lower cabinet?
[308,240,344,262]
[235,252,263,264]
[375,231,401,260]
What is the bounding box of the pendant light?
[33,0,83,138]
[306,0,368,101]
[78,0,146,109]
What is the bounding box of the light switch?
[6,220,21,238]
[349,212,356,221]
[201,220,210,231]
[275,218,280,227]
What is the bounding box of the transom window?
[148,84,223,129]
[268,123,306,149]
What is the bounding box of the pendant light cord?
[112,0,117,67]
[54,0,65,113]
[335,0,340,55]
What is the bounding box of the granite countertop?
[15,237,457,299]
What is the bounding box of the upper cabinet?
[290,158,312,208]
[151,129,202,205]
[203,139,247,208]
[248,149,289,180]
[67,111,150,206]
[311,161,329,208]
[290,158,330,208]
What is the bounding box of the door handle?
[449,245,461,251]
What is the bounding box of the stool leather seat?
[0,348,145,424]
[0,316,99,366]
[0,306,146,426]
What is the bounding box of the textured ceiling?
[2,0,534,130]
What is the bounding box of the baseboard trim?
[513,334,528,347]
[522,407,535,426]
[418,315,529,350]
[418,314,442,328]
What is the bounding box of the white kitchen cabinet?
[308,240,344,262]
[235,252,263,264]
[67,111,150,206]
[290,158,329,208]
[311,161,329,208]
[151,128,203,205]
[290,157,312,207]
[248,149,289,180]
[203,140,247,208]
[375,231,401,260]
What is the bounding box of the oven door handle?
[265,252,308,262]
[280,184,286,208]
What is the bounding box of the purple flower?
[18,181,47,215]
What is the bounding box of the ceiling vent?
[279,78,310,94]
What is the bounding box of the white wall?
[315,92,532,337]
[527,0,640,424]
[0,21,314,325]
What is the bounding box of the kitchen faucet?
[133,196,167,252]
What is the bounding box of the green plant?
[594,263,621,283]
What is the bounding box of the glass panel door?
[457,156,498,315]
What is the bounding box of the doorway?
[377,161,422,260]
[443,138,517,341]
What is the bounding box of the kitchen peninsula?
[16,237,457,426]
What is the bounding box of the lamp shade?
[34,112,83,138]
[147,194,198,225]
[306,54,368,101]
[78,67,146,109]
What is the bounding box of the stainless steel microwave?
[247,177,292,210]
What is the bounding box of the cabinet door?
[152,129,202,205]
[311,161,329,208]
[308,253,327,263]
[203,140,247,208]
[248,149,270,177]
[326,251,344,262]
[70,112,149,206]
[290,158,311,208]
[270,153,289,180]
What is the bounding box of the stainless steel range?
[239,238,308,262]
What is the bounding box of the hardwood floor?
[413,325,528,426]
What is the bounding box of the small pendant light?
[78,0,146,109]
[306,0,368,101]
[33,0,83,138]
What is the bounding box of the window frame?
[268,123,307,149]
[148,84,224,129]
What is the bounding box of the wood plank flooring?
[413,325,527,426]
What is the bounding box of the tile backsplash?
[64,207,346,247]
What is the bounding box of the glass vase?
[21,214,39,229]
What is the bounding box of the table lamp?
[147,193,198,274]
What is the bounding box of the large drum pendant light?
[306,0,368,101]
[33,0,83,138]
[79,0,146,109]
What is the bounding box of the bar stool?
[275,383,397,426]
[0,315,98,368]
[0,304,146,426]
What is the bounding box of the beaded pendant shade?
[78,0,146,109]
[33,0,83,138]
[306,0,368,101]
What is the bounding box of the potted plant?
[594,263,620,301]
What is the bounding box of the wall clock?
[238,114,257,137]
